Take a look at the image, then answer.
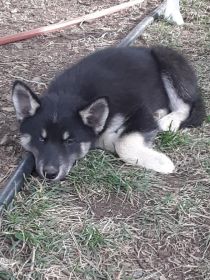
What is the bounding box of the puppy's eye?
[39,136,47,142]
[63,137,74,145]
[40,129,47,142]
[62,132,74,145]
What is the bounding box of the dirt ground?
[0,0,210,279]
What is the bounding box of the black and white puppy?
[12,46,205,180]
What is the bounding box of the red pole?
[0,0,145,46]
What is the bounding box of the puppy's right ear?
[12,80,40,121]
[79,97,109,134]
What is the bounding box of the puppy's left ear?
[79,97,109,134]
[12,80,40,121]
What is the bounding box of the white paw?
[158,114,180,132]
[152,153,175,174]
[115,132,175,174]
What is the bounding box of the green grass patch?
[79,224,106,250]
[206,115,210,123]
[157,130,190,150]
[202,159,210,174]
[67,151,151,194]
[0,271,16,280]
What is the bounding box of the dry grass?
[0,0,210,279]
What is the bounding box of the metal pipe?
[0,153,34,212]
[118,1,166,47]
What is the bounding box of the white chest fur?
[96,114,125,153]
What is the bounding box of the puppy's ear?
[12,80,40,121]
[79,97,109,134]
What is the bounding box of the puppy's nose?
[43,166,58,180]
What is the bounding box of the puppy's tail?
[180,91,206,128]
[151,46,206,128]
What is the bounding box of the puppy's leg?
[115,132,175,174]
[158,74,191,132]
[164,0,184,25]
[158,110,190,132]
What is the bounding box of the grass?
[69,151,152,195]
[0,0,210,279]
[157,130,190,150]
[79,224,106,250]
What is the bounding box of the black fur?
[151,46,206,127]
[12,46,205,180]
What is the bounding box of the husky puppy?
[12,46,205,180]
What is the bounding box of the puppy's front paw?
[158,114,180,132]
[152,153,175,174]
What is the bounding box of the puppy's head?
[12,80,109,181]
